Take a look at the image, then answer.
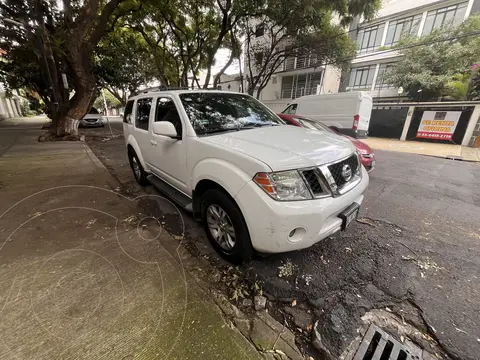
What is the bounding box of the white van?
[281,91,373,137]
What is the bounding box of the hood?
[345,135,373,154]
[200,125,355,171]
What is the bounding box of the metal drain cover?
[353,324,422,360]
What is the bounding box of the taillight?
[352,114,359,131]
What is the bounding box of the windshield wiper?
[197,128,240,135]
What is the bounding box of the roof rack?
[131,85,223,97]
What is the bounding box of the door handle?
[150,140,157,146]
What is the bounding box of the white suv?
[123,90,369,262]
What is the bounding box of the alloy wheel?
[206,204,236,250]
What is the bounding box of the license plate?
[339,203,360,230]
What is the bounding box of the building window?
[375,63,396,89]
[356,24,385,54]
[281,72,322,99]
[422,2,468,36]
[255,24,265,37]
[348,65,376,90]
[385,14,422,46]
[254,52,264,66]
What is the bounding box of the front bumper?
[234,166,369,253]
[80,118,104,127]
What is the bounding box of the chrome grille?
[327,154,359,187]
[301,169,324,196]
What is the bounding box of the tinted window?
[179,93,283,135]
[89,107,99,114]
[156,97,182,136]
[123,100,134,124]
[135,98,152,131]
[298,118,334,133]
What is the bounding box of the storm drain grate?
[353,324,421,360]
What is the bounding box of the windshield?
[89,107,99,114]
[298,118,334,133]
[179,93,284,135]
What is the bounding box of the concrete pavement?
[0,119,262,360]
[363,137,480,162]
[86,124,480,359]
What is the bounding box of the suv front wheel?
[200,189,253,263]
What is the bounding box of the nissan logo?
[341,164,352,182]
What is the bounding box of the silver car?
[80,107,104,127]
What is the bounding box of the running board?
[147,175,193,212]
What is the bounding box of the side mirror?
[152,122,180,139]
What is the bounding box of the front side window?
[123,100,134,124]
[348,65,376,90]
[179,93,284,135]
[422,2,467,36]
[135,98,152,131]
[357,23,385,54]
[385,14,422,46]
[282,104,297,115]
[155,97,182,136]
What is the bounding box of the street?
[83,120,480,360]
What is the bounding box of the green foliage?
[93,90,122,111]
[384,15,480,100]
[244,0,378,97]
[96,27,157,104]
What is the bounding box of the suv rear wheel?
[128,149,148,185]
[200,189,253,263]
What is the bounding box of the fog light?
[287,227,307,243]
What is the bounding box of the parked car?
[281,91,373,138]
[80,107,104,127]
[278,113,375,172]
[123,90,369,262]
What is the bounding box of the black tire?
[200,189,253,263]
[128,149,149,186]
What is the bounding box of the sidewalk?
[362,137,480,162]
[0,124,261,359]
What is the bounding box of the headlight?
[253,170,312,201]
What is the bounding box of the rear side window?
[123,101,134,124]
[135,98,152,131]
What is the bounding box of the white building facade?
[339,0,480,100]
[217,21,344,112]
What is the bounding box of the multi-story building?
[339,0,480,100]
[217,21,344,111]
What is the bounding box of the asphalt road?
[83,123,480,360]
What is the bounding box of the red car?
[277,113,375,171]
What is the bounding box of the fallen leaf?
[306,324,313,332]
[385,307,392,312]
[455,327,468,334]
[357,217,376,227]
[400,335,405,343]
[291,299,297,307]
[345,247,352,253]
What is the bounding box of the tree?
[96,27,157,105]
[384,15,480,100]
[242,0,379,98]
[0,0,139,137]
[93,90,121,112]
